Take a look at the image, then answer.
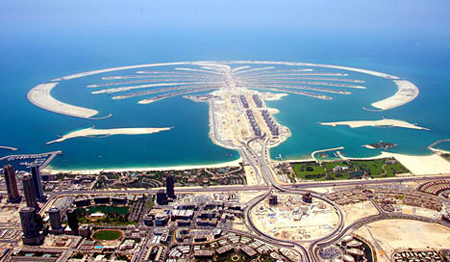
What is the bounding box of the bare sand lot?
[250,194,340,241]
[341,201,379,225]
[355,219,450,260]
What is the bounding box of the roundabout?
[249,192,340,241]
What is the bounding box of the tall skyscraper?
[20,207,45,245]
[46,207,62,231]
[22,174,39,209]
[3,165,21,203]
[30,164,45,202]
[156,189,168,205]
[166,174,176,199]
[66,208,79,235]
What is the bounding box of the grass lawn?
[291,158,409,181]
[383,162,409,176]
[291,162,326,180]
[92,230,122,241]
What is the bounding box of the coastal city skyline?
[1,1,450,261]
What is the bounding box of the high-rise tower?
[156,189,168,205]
[20,207,45,245]
[66,208,79,235]
[46,207,63,233]
[3,165,21,203]
[166,174,176,199]
[22,174,39,209]
[30,164,45,202]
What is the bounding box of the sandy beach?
[47,127,173,144]
[319,118,429,130]
[44,157,242,174]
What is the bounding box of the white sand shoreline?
[44,157,242,174]
[319,118,429,130]
[47,127,173,144]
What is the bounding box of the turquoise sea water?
[0,29,449,170]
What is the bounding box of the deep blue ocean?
[0,28,449,170]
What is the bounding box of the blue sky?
[0,0,449,71]
[1,0,450,37]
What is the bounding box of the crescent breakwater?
[370,80,419,110]
[27,82,99,119]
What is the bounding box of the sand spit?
[231,66,250,72]
[428,139,450,154]
[175,68,221,75]
[253,81,365,89]
[28,83,99,119]
[371,80,419,110]
[45,157,242,174]
[236,69,314,76]
[319,119,429,130]
[52,62,200,81]
[252,84,351,95]
[234,66,275,75]
[47,127,172,144]
[87,77,219,88]
[263,92,288,101]
[0,145,18,151]
[247,77,365,83]
[230,61,400,79]
[111,85,216,100]
[91,82,217,95]
[137,87,219,104]
[256,87,332,100]
[243,73,348,77]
